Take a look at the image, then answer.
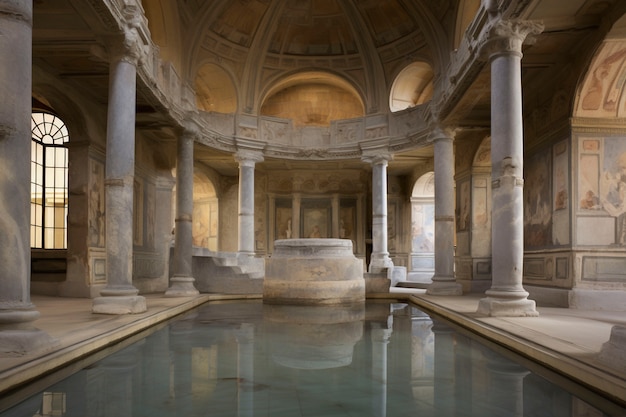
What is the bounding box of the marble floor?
[0,290,624,411]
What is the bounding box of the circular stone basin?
[263,238,365,305]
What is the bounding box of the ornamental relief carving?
[238,126,257,139]
[332,120,363,144]
[266,172,364,193]
[261,118,291,144]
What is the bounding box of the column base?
[598,325,626,374]
[0,328,59,356]
[0,305,59,356]
[368,254,394,274]
[165,276,200,297]
[476,294,538,317]
[92,295,147,315]
[426,279,463,296]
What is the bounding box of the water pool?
[0,300,624,417]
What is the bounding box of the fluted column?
[93,19,146,314]
[477,20,543,317]
[363,154,394,273]
[427,129,462,295]
[0,0,58,354]
[235,151,264,256]
[166,128,199,297]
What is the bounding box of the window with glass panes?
[31,112,69,249]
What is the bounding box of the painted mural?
[600,137,626,244]
[411,203,434,253]
[275,205,292,240]
[524,149,552,247]
[577,41,626,119]
[552,140,570,245]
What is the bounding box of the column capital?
[481,19,544,59]
[105,6,146,65]
[427,126,456,143]
[362,153,393,166]
[178,123,200,142]
[235,150,264,166]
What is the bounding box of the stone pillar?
[235,151,264,256]
[427,129,462,295]
[364,154,394,273]
[166,128,199,296]
[332,194,340,238]
[477,20,543,317]
[292,193,301,239]
[93,23,146,314]
[0,0,58,354]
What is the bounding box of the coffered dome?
[144,0,453,122]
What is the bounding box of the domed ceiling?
[168,0,453,119]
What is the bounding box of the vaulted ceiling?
[31,0,626,176]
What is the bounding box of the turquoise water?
[1,300,624,417]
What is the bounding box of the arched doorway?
[192,171,219,251]
[409,172,435,282]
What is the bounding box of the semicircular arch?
[259,70,365,127]
[389,62,434,112]
[194,62,239,114]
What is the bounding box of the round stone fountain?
[263,238,365,305]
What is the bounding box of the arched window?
[31,112,69,249]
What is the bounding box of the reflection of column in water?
[236,323,255,417]
[370,317,393,417]
[432,321,456,417]
[483,349,530,417]
[410,311,434,408]
[169,316,196,416]
[523,373,573,416]
[453,333,474,415]
[142,328,171,412]
[97,341,144,416]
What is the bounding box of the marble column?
[427,129,462,295]
[235,151,264,256]
[364,154,394,273]
[477,20,543,317]
[166,128,200,296]
[93,26,146,314]
[0,0,58,354]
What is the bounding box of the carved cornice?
[571,117,626,133]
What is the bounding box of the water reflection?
[264,303,365,370]
[1,301,624,417]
